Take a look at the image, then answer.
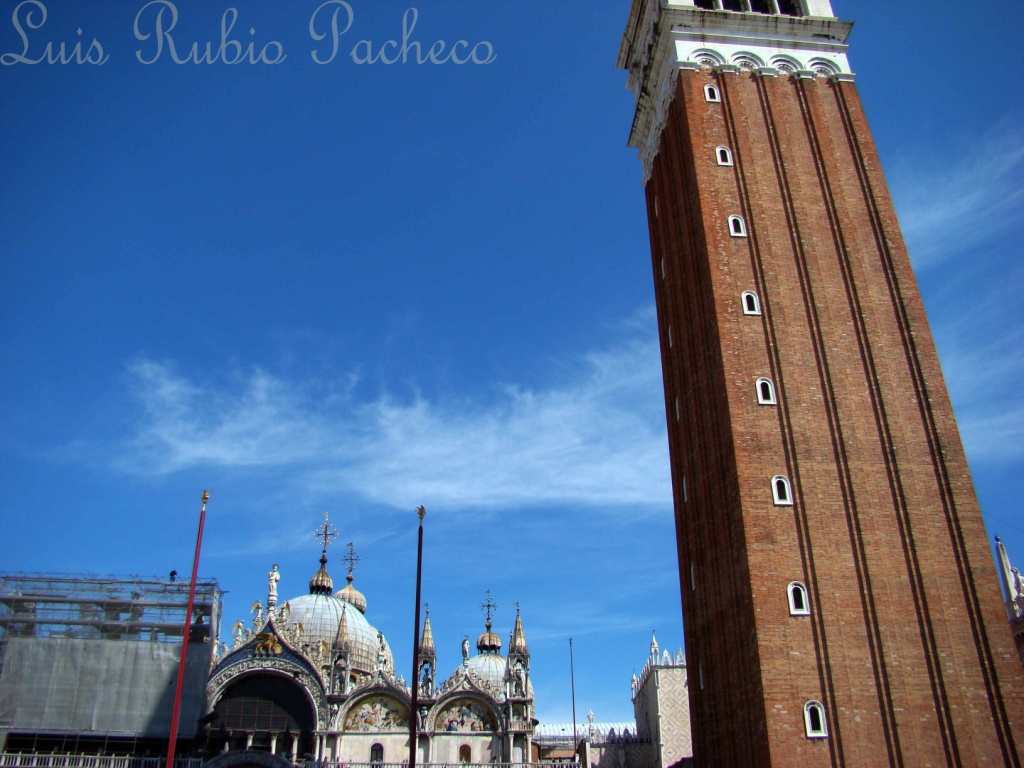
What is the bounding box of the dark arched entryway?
[205,674,316,760]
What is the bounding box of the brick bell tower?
[616,2,1024,766]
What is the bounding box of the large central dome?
[283,549,392,675]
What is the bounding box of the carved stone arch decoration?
[430,693,501,734]
[437,665,504,701]
[204,751,295,768]
[341,693,412,733]
[731,52,765,72]
[690,48,725,69]
[215,616,324,683]
[807,58,839,77]
[769,55,802,75]
[207,661,329,732]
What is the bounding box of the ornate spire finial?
[336,539,368,613]
[309,512,338,596]
[480,590,498,628]
[420,604,436,657]
[343,541,361,584]
[476,591,502,653]
[315,511,339,553]
[510,601,529,658]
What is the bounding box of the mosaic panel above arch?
[436,698,498,733]
[344,695,410,732]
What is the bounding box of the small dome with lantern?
[442,592,534,697]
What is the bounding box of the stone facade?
[631,637,690,768]
[204,544,534,765]
[997,538,1024,668]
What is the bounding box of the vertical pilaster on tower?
[617,1,1024,765]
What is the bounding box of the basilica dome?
[464,652,507,689]
[283,551,393,675]
[443,614,532,696]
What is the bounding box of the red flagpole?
[409,506,426,768]
[166,490,210,768]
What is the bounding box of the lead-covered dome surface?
[443,652,534,697]
[466,653,507,689]
[285,592,393,674]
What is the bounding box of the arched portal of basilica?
[203,515,535,765]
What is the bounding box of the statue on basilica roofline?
[267,564,280,608]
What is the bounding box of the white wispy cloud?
[889,117,1024,271]
[113,316,671,512]
[934,303,1024,465]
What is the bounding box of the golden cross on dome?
[480,590,498,622]
[314,511,339,553]
[343,541,361,575]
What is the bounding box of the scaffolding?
[0,574,221,646]
[0,573,223,746]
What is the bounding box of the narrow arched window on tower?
[675,397,681,423]
[741,291,761,316]
[772,475,793,506]
[459,745,472,764]
[370,744,385,763]
[788,582,810,615]
[756,378,776,405]
[668,325,673,348]
[704,84,721,103]
[661,258,666,280]
[804,701,827,738]
[716,146,733,166]
[728,215,747,237]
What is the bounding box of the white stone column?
[270,734,278,755]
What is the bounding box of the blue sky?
[0,0,1021,725]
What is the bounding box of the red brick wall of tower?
[644,67,1024,767]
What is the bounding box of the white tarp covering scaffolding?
[0,638,209,738]
[0,574,221,741]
